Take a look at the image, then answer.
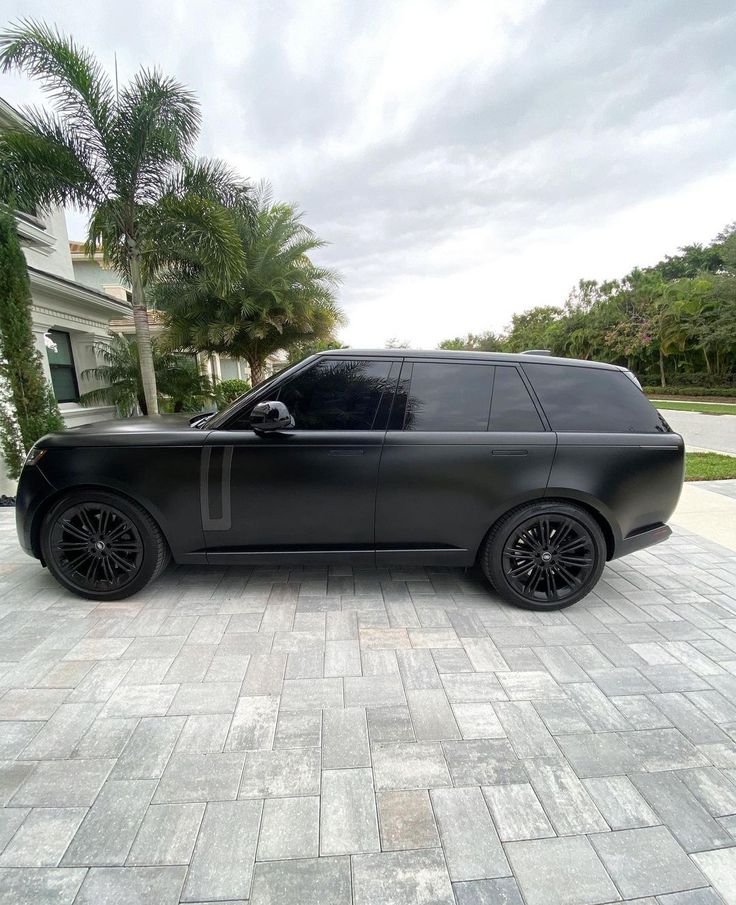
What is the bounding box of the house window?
[47,330,79,403]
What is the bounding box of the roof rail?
[521,349,552,356]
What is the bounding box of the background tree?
[0,209,63,478]
[80,334,212,416]
[286,337,346,365]
[0,19,249,415]
[156,186,342,385]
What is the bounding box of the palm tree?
[80,334,212,416]
[156,185,343,385]
[0,19,249,414]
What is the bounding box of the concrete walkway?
[671,480,736,552]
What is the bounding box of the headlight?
[24,446,47,467]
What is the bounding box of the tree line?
[440,228,736,387]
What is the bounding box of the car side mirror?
[249,401,295,434]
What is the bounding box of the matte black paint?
[16,350,685,585]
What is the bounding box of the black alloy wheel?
[482,501,606,610]
[41,491,169,600]
[50,502,144,593]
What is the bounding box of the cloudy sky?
[2,0,736,346]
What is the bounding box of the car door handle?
[329,448,365,456]
[491,448,528,456]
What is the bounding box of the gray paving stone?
[406,688,461,740]
[483,782,555,841]
[591,826,707,898]
[127,802,204,865]
[0,867,86,905]
[0,808,86,867]
[588,667,657,695]
[112,716,185,779]
[506,836,620,905]
[432,648,473,673]
[0,722,43,759]
[321,768,380,855]
[441,672,506,702]
[168,681,240,715]
[497,671,565,701]
[677,766,736,817]
[376,790,439,850]
[0,762,35,806]
[452,702,506,739]
[256,796,319,860]
[565,683,631,731]
[495,701,558,758]
[100,684,178,718]
[73,716,138,758]
[10,759,114,807]
[366,706,415,743]
[452,878,525,905]
[610,695,672,729]
[225,695,279,751]
[630,771,734,852]
[524,757,608,835]
[66,660,131,703]
[273,710,322,748]
[154,752,245,802]
[372,742,451,790]
[555,731,639,777]
[691,848,736,905]
[352,848,454,905]
[250,856,352,905]
[344,675,406,707]
[397,649,442,690]
[323,640,361,677]
[239,748,321,797]
[74,865,186,905]
[656,891,726,905]
[182,799,261,901]
[280,677,342,710]
[582,775,659,829]
[19,703,101,760]
[650,693,728,744]
[442,739,526,786]
[62,779,155,865]
[431,786,509,880]
[322,707,370,768]
[643,664,712,693]
[242,653,287,695]
[0,808,29,852]
[534,700,590,735]
[0,688,68,720]
[176,712,231,753]
[623,729,708,771]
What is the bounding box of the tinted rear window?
[403,362,493,431]
[523,363,668,433]
[490,367,543,431]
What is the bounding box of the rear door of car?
[374,359,557,566]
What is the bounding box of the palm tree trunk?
[247,356,265,387]
[130,252,159,416]
[659,348,666,388]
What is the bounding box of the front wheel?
[481,501,606,610]
[41,490,169,600]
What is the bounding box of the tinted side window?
[276,359,395,430]
[403,362,493,431]
[490,367,544,431]
[523,363,668,433]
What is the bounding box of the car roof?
[312,349,621,371]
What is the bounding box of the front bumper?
[614,522,672,559]
[15,463,56,558]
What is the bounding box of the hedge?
[642,385,736,398]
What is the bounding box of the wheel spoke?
[61,519,90,542]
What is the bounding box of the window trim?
[47,329,80,404]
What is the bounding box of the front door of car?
[375,361,557,566]
[201,357,400,565]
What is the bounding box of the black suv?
[16,351,684,609]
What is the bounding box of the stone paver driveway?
[1,509,736,905]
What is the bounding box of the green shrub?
[643,385,736,398]
[215,378,250,408]
[0,210,64,479]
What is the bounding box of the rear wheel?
[41,490,169,600]
[481,501,606,610]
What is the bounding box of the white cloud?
[2,0,736,348]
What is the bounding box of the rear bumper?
[614,522,672,559]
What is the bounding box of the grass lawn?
[685,452,736,481]
[651,399,736,415]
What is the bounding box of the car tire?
[41,490,170,601]
[480,500,606,610]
